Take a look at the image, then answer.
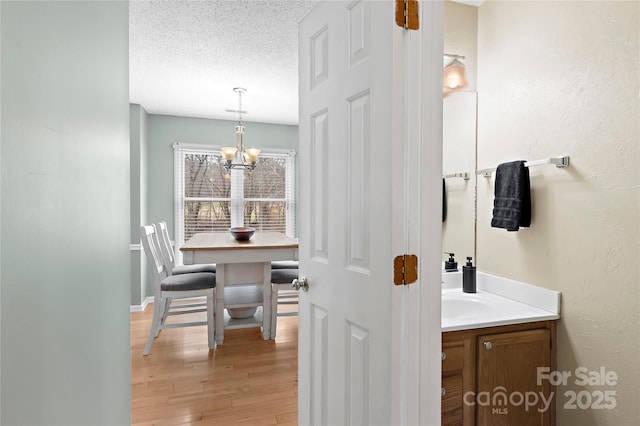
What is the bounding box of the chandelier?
[220,87,261,171]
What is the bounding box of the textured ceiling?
[129,0,320,125]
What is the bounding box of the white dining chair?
[270,268,299,339]
[139,225,216,355]
[155,221,216,275]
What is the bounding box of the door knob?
[291,276,309,292]
[484,341,492,350]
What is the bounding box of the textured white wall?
[476,2,639,424]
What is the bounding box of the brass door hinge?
[395,0,420,31]
[394,254,418,285]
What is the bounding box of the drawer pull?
[441,352,447,361]
[484,341,492,350]
[441,387,446,397]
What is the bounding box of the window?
[174,143,296,259]
[243,155,294,232]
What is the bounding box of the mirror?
[442,1,478,268]
[442,92,477,266]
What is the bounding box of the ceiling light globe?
[221,147,238,161]
[244,148,261,163]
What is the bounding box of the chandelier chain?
[238,90,243,124]
[221,87,259,172]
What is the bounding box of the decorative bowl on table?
[229,226,255,241]
[227,306,258,319]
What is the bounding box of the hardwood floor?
[131,302,298,425]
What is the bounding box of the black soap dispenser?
[462,257,476,293]
[444,252,458,272]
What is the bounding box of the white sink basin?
[440,271,561,332]
[441,287,559,332]
[442,294,494,319]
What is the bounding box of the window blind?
[173,143,296,263]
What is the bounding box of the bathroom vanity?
[441,272,561,426]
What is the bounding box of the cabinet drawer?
[442,342,464,374]
[442,375,463,426]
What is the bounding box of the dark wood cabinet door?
[477,329,551,426]
[442,374,464,426]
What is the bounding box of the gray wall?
[130,104,149,306]
[130,113,299,303]
[1,2,131,424]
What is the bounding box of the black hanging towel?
[442,178,447,223]
[491,160,531,231]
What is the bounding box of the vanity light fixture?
[443,53,468,97]
[220,87,261,172]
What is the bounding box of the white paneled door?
[298,1,422,425]
[299,0,445,424]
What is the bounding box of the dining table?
[180,231,299,344]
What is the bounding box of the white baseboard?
[130,296,208,312]
[130,296,154,312]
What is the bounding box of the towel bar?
[443,172,470,180]
[477,156,570,177]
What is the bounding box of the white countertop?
[441,271,561,332]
